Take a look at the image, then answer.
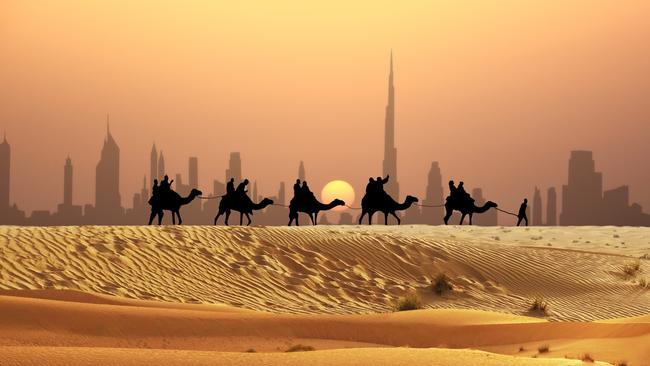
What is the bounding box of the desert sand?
[0,225,648,365]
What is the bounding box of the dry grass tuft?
[529,297,549,316]
[638,278,648,289]
[537,344,550,354]
[622,261,641,278]
[285,344,315,352]
[581,353,595,363]
[244,348,256,353]
[393,293,423,311]
[430,273,453,295]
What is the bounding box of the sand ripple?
[0,225,648,320]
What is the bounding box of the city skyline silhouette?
[2,48,650,225]
[2,1,650,225]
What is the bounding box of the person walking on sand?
[517,198,529,227]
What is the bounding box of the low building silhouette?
[560,150,650,225]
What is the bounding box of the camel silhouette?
[443,200,498,225]
[148,188,202,225]
[288,198,345,226]
[214,196,274,226]
[359,194,419,225]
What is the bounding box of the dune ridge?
[1,291,648,365]
[0,225,648,321]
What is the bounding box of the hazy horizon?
[2,1,650,217]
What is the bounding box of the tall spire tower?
[382,51,399,199]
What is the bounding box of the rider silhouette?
[301,181,315,201]
[159,175,173,192]
[152,179,159,196]
[375,175,389,195]
[457,181,474,205]
[448,180,456,196]
[226,178,235,195]
[365,178,375,194]
[293,179,302,198]
[236,179,249,195]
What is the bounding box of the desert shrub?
[537,344,550,353]
[616,361,628,366]
[430,273,453,295]
[285,344,315,352]
[622,261,641,278]
[393,293,423,311]
[529,297,549,316]
[639,278,649,289]
[518,346,525,352]
[581,353,595,363]
[245,348,256,353]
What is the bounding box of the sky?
[1,0,650,219]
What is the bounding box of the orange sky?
[1,1,650,217]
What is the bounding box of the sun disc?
[320,180,355,211]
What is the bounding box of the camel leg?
[358,211,366,225]
[459,213,466,225]
[158,211,164,225]
[177,211,183,225]
[225,211,231,226]
[443,206,453,225]
[246,213,251,226]
[239,213,243,226]
[384,213,388,225]
[314,212,319,225]
[469,213,473,225]
[214,210,224,225]
[391,212,401,225]
[288,211,295,226]
[148,210,157,225]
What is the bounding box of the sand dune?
[1,291,647,365]
[0,225,648,365]
[0,225,648,320]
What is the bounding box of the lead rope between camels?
[201,196,519,217]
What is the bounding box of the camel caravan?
[147,174,500,226]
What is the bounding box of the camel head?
[485,200,498,208]
[330,199,345,208]
[189,188,203,198]
[259,197,274,207]
[405,195,419,205]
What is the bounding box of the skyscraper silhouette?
[63,156,73,207]
[55,156,82,223]
[226,152,242,182]
[278,182,286,206]
[382,51,399,200]
[150,143,158,186]
[0,132,10,210]
[189,157,198,188]
[560,151,603,225]
[94,118,122,221]
[532,187,543,225]
[157,151,165,180]
[422,161,444,224]
[298,161,306,181]
[546,187,557,226]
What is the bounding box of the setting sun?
[321,180,355,210]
